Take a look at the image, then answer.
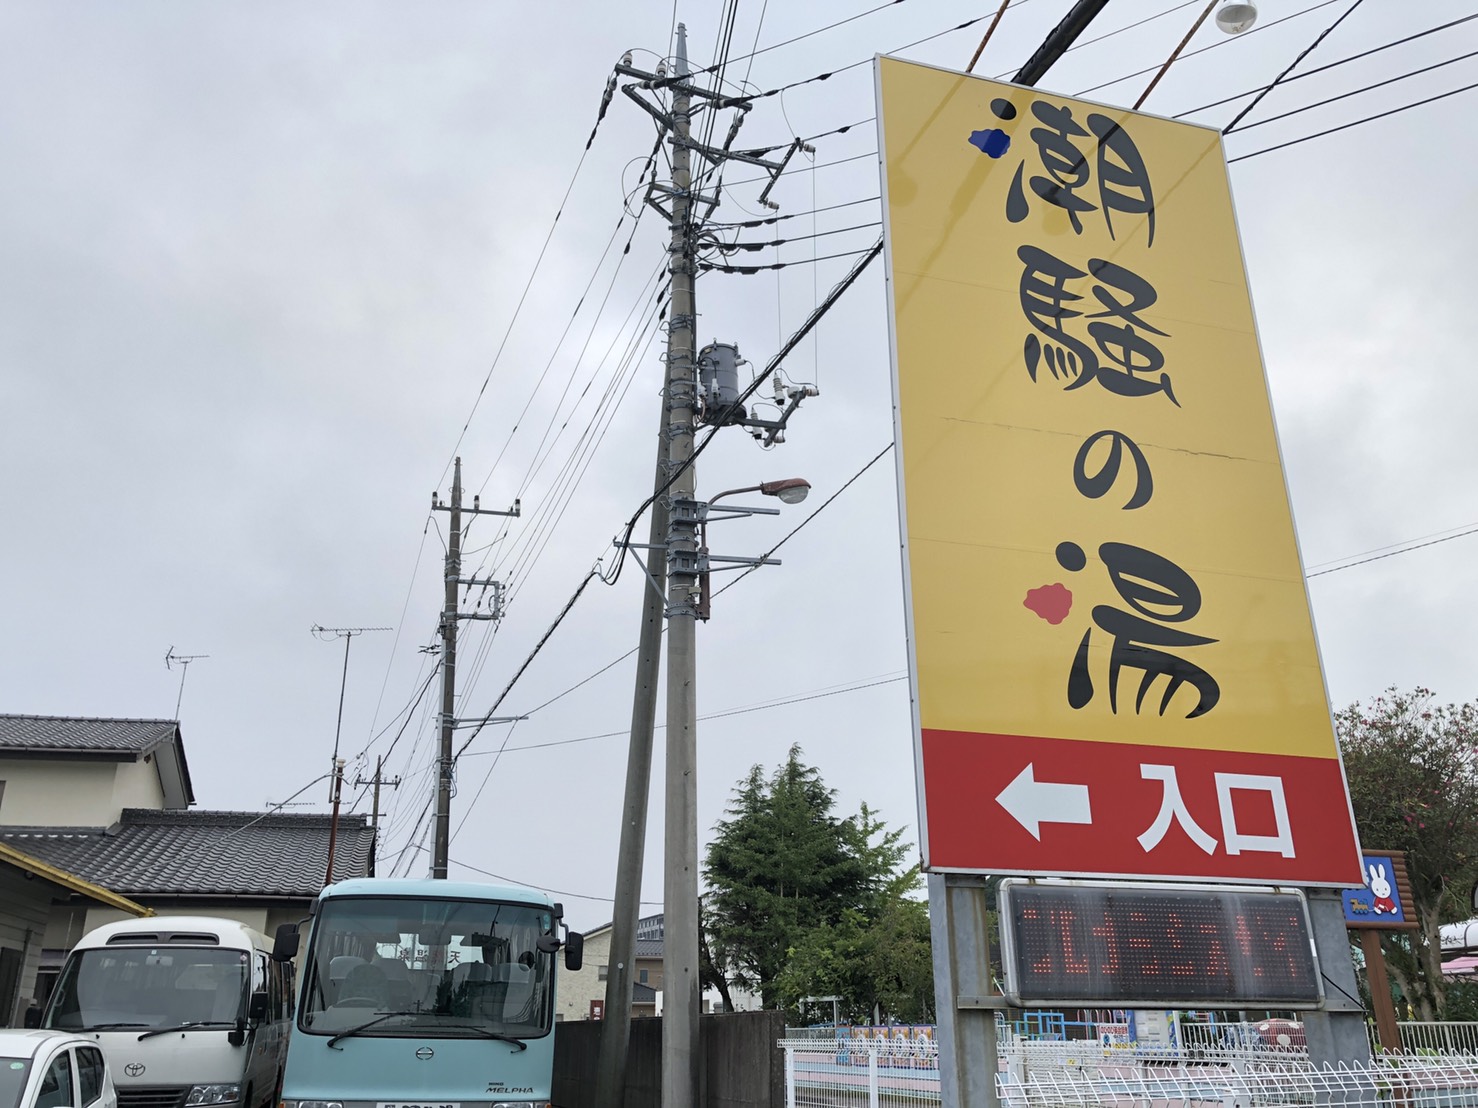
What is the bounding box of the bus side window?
[253,954,269,1018]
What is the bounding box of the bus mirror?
[249,991,270,1021]
[564,932,584,972]
[272,923,300,962]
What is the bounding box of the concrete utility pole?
[660,26,701,1108]
[434,457,464,880]
[324,756,346,885]
[600,29,804,1106]
[430,458,519,879]
[593,398,671,1100]
[355,756,401,877]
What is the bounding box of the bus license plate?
[378,1102,461,1108]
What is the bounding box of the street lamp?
[1215,1,1257,33]
[697,478,810,619]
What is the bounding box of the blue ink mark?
[969,128,1012,158]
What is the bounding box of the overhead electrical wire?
[459,673,909,758]
[1175,12,1478,118]
[1228,78,1478,161]
[440,69,626,487]
[1074,0,1346,96]
[473,146,658,500]
[1225,49,1478,133]
[1223,0,1367,134]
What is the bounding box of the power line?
[459,673,909,757]
[1074,0,1346,96]
[1226,48,1478,133]
[1175,12,1478,118]
[1307,523,1478,579]
[440,90,613,486]
[1223,0,1367,134]
[713,441,895,602]
[1228,77,1478,162]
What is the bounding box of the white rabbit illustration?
[1369,862,1396,914]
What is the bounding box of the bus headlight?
[185,1085,242,1106]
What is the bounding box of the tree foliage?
[1336,687,1478,1019]
[702,744,932,1022]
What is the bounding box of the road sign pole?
[930,874,1000,1108]
[1303,890,1372,1075]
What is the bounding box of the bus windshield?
[300,896,555,1040]
[46,947,249,1030]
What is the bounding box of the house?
[0,808,374,1012]
[0,840,151,1027]
[0,714,374,1022]
[557,912,664,1021]
[555,913,762,1021]
[0,715,194,826]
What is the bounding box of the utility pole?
[311,624,391,800]
[434,458,464,881]
[660,26,701,1108]
[355,756,401,877]
[324,756,345,885]
[601,27,803,1108]
[594,372,671,1102]
[431,457,519,879]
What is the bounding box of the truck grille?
[117,1087,189,1108]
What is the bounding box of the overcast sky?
[2,0,1475,930]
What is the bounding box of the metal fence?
[781,1035,941,1108]
[1003,1058,1478,1108]
[1393,1023,1478,1055]
[779,1024,1478,1106]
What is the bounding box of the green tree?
[702,744,932,1020]
[1336,687,1478,1019]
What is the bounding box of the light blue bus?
[272,878,583,1108]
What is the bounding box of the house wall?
[0,758,165,826]
[0,865,61,1027]
[557,926,612,1022]
[556,929,666,1022]
[112,758,168,815]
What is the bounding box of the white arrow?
[996,763,1093,840]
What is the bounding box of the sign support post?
[930,875,1001,1108]
[1305,889,1375,1071]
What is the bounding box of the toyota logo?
[414,1047,434,1061]
[124,1064,146,1078]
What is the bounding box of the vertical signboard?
[876,56,1362,886]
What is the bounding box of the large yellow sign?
[877,56,1361,884]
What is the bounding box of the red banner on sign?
[923,729,1362,884]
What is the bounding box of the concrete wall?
[552,1010,786,1108]
[0,757,165,826]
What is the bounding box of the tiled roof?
[635,938,663,958]
[0,715,180,756]
[633,983,656,1003]
[0,808,372,899]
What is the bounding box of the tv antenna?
[164,647,210,718]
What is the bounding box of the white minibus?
[41,917,292,1108]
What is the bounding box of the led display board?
[999,880,1323,1007]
